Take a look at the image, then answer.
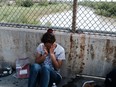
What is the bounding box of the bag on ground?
[15,57,30,79]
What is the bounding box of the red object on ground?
[16,64,30,79]
[16,58,30,79]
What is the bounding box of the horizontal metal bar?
[76,29,116,35]
[0,23,115,36]
[0,23,70,31]
[76,74,105,80]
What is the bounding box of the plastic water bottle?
[52,83,57,87]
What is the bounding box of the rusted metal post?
[72,0,77,33]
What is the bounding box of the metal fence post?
[72,0,77,33]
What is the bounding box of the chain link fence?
[0,0,115,36]
[77,0,116,36]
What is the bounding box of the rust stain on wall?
[68,34,73,61]
[68,34,85,74]
[112,46,116,66]
[70,34,73,48]
[105,39,113,62]
[79,62,85,73]
[79,35,85,59]
[78,34,86,73]
[90,44,95,60]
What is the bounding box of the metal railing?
[0,0,115,36]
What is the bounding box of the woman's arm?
[35,52,47,64]
[49,44,63,69]
[50,53,63,69]
[35,44,48,64]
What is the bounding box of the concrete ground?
[0,73,105,87]
[0,73,28,87]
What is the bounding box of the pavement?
[0,73,28,87]
[0,73,105,87]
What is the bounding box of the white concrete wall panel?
[0,27,116,77]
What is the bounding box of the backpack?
[105,68,116,87]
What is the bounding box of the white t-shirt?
[36,43,65,71]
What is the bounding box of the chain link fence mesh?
[0,0,115,36]
[77,0,116,36]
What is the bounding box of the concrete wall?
[0,27,116,77]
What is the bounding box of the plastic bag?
[15,57,30,79]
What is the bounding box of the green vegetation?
[16,0,34,7]
[0,1,72,25]
[79,1,116,18]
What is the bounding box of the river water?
[39,6,116,33]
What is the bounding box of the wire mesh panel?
[0,0,73,29]
[77,0,116,35]
[0,0,115,36]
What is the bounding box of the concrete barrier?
[0,26,116,77]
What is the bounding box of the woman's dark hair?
[41,29,56,44]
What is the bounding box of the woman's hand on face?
[50,43,56,54]
[43,45,48,56]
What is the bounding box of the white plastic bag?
[15,57,30,79]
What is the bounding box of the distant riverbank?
[78,1,116,19]
[40,5,116,32]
